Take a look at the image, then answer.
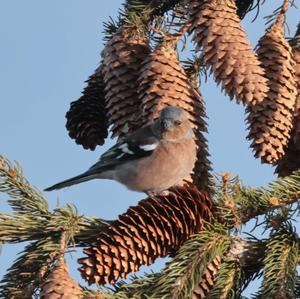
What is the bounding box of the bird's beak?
[162,119,173,130]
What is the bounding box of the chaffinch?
[45,106,197,194]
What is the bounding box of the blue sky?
[0,0,299,296]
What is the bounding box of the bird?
[45,106,197,194]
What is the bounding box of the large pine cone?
[275,24,300,176]
[188,0,268,106]
[40,260,82,299]
[78,186,213,285]
[246,15,297,164]
[138,40,212,193]
[102,27,151,138]
[66,66,108,150]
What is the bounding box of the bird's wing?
[89,126,160,171]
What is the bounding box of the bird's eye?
[174,120,182,126]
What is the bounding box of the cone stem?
[276,0,289,26]
[58,231,67,262]
[281,0,290,15]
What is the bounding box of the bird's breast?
[116,139,196,193]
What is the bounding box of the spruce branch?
[0,155,48,215]
[2,0,300,297]
[206,237,264,299]
[255,224,299,299]
[0,204,109,298]
[214,170,300,224]
[102,17,122,41]
[129,0,182,17]
[122,7,153,36]
[103,1,153,41]
[0,207,108,297]
[111,274,158,299]
[0,237,61,298]
[295,276,300,298]
[192,255,222,298]
[0,201,108,245]
[0,213,49,243]
[237,237,265,292]
[144,222,231,299]
[0,156,110,297]
[127,0,264,19]
[108,223,231,299]
[0,156,108,244]
[182,55,207,81]
[206,257,240,299]
[110,236,268,299]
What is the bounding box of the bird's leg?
[160,189,180,197]
[145,190,176,198]
[158,190,171,196]
[145,191,156,198]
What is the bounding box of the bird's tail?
[44,170,99,191]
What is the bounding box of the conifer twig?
[215,170,300,223]
[142,223,231,299]
[254,224,298,298]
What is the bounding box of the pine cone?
[293,39,300,143]
[102,27,151,138]
[275,24,300,176]
[192,256,222,299]
[188,0,268,106]
[66,66,108,150]
[40,260,82,299]
[246,15,297,164]
[138,40,213,192]
[189,76,213,193]
[78,185,213,285]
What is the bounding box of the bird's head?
[154,106,194,141]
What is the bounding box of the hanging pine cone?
[192,256,222,299]
[293,38,300,144]
[102,27,151,138]
[188,0,268,106]
[78,185,213,285]
[138,39,212,192]
[66,65,108,150]
[275,24,300,176]
[189,75,213,193]
[246,11,297,164]
[40,259,82,299]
